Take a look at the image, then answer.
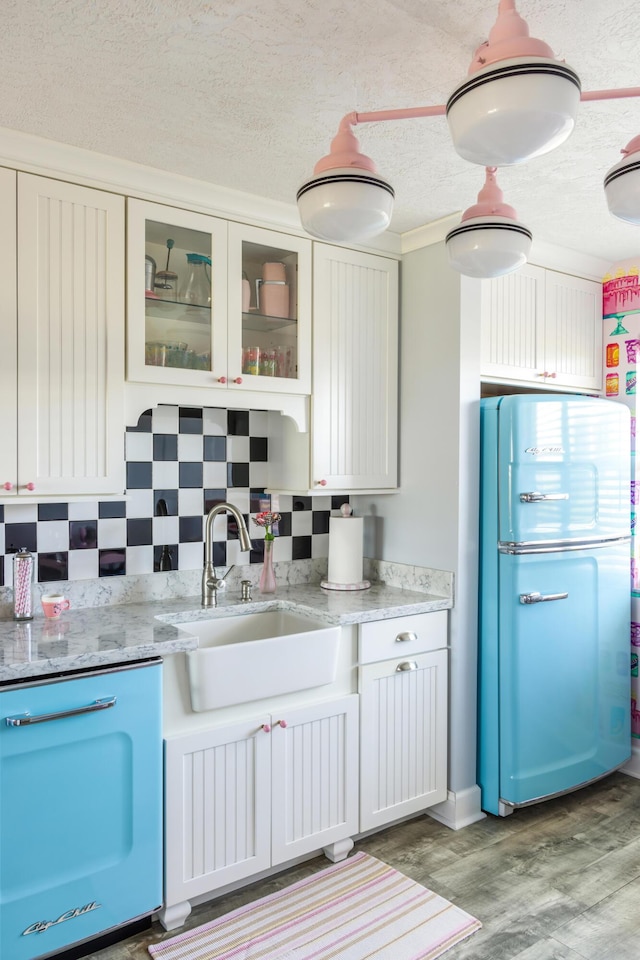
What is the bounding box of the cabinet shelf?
[145,298,210,324]
[242,311,297,333]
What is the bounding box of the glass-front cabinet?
[127,200,311,395]
[127,199,227,386]
[227,222,311,394]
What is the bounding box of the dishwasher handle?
[5,696,117,727]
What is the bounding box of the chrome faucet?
[202,502,252,607]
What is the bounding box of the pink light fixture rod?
[345,87,640,131]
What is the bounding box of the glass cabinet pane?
[144,219,213,372]
[241,240,299,383]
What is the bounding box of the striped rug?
[148,851,481,960]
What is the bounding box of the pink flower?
[252,511,281,541]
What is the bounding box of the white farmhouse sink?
[178,610,341,711]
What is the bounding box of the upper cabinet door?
[480,264,546,383]
[543,271,602,393]
[227,223,311,394]
[17,174,125,497]
[0,169,17,496]
[126,199,228,387]
[312,245,398,490]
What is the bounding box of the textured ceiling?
[2,0,640,263]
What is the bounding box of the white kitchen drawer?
[358,611,448,664]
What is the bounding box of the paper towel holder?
[321,504,371,591]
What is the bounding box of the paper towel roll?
[327,517,364,585]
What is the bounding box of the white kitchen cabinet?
[480,264,602,392]
[161,695,358,930]
[358,612,448,832]
[267,244,399,494]
[0,171,125,498]
[126,201,311,399]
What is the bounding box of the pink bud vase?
[259,538,277,594]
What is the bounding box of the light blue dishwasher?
[0,658,163,960]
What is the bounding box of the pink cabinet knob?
[25,482,35,491]
[261,723,271,733]
[3,481,13,491]
[277,719,288,728]
[218,376,227,384]
[233,377,243,385]
[316,479,327,487]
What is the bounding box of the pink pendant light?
[446,167,532,278]
[446,0,581,166]
[605,135,640,225]
[295,0,640,274]
[296,119,394,243]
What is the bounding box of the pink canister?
[262,261,286,282]
[256,279,289,318]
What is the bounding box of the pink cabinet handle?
[3,482,13,491]
[25,482,35,491]
[316,479,327,486]
[277,719,288,728]
[218,376,227,384]
[261,723,271,733]
[233,377,243,385]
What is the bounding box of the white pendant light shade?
[605,135,640,224]
[445,167,532,278]
[297,168,394,243]
[446,216,532,277]
[446,0,580,166]
[297,122,394,243]
[447,58,580,166]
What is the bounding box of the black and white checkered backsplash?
[0,406,349,585]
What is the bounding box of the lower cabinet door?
[359,651,448,832]
[163,717,272,907]
[271,696,359,866]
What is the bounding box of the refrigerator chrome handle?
[519,592,569,604]
[519,492,569,503]
[5,697,117,727]
[396,661,418,672]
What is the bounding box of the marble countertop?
[0,582,452,684]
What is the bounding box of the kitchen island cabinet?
[480,264,602,393]
[0,171,125,499]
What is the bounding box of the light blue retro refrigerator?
[478,394,631,817]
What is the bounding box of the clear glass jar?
[13,547,34,621]
[180,253,212,307]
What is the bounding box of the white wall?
[354,240,482,808]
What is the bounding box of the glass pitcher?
[180,253,212,307]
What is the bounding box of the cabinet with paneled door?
[0,170,125,499]
[161,695,359,931]
[480,264,602,392]
[267,244,398,493]
[358,612,448,832]
[126,201,311,400]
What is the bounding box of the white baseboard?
[425,786,486,831]
[622,740,640,779]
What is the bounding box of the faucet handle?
[217,564,235,583]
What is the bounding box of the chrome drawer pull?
[519,592,568,604]
[519,492,569,503]
[395,631,417,643]
[5,696,117,727]
[396,661,418,672]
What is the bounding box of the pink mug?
[41,594,71,619]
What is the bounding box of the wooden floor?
[87,771,640,960]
